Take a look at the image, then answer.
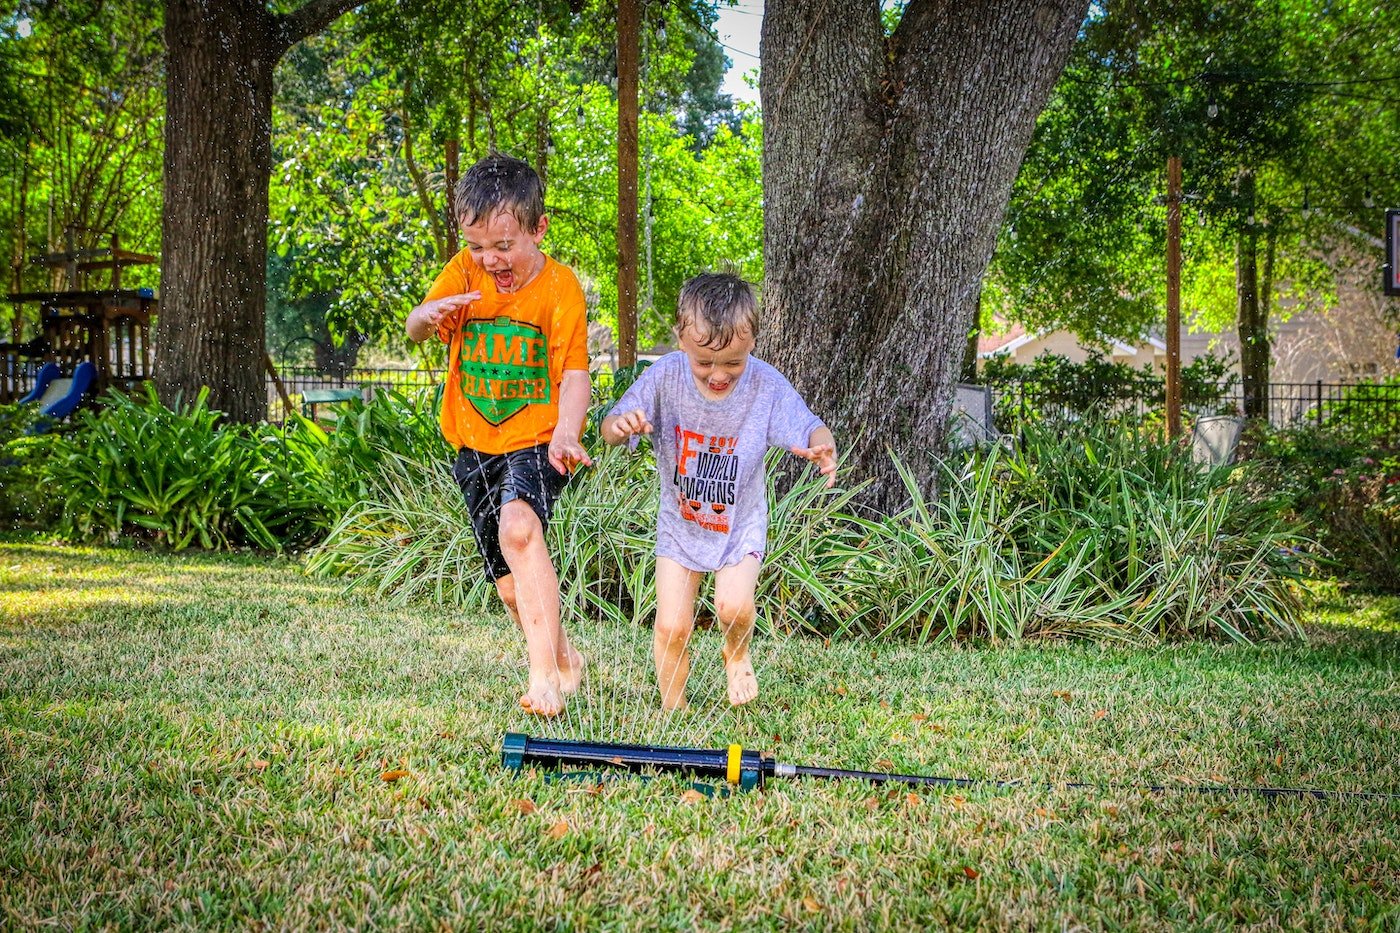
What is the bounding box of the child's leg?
[713,555,761,706]
[498,499,583,717]
[654,556,702,710]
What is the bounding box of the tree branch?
[273,0,363,54]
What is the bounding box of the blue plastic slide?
[20,361,96,428]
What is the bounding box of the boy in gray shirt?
[601,273,837,709]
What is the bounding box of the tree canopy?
[988,0,1400,347]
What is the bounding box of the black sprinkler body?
[501,733,1396,801]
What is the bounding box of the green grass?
[2,543,1397,930]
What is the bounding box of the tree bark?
[759,0,1087,510]
[1235,171,1269,420]
[155,0,359,422]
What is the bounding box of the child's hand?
[791,443,838,488]
[407,291,481,341]
[549,434,594,475]
[612,409,653,439]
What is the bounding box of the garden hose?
[501,733,1397,801]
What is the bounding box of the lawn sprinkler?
[501,733,1398,801]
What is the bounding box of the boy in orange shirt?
[406,154,591,717]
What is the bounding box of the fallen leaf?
[1093,709,1108,720]
[680,789,707,805]
[905,792,921,806]
[928,723,947,733]
[251,760,269,771]
[911,713,928,723]
[878,699,890,709]
[609,756,624,765]
[511,798,538,814]
[835,685,848,696]
[1104,804,1119,817]
[380,769,410,783]
[546,820,569,839]
[875,758,895,771]
[1052,690,1072,702]
[803,896,824,913]
[864,797,880,811]
[962,866,980,880]
[949,795,965,809]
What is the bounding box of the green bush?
[41,384,454,552]
[1241,423,1400,592]
[310,422,1306,644]
[0,403,64,528]
[983,350,1238,425]
[43,386,288,549]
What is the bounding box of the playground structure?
[2,232,157,407]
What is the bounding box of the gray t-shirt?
[610,352,824,572]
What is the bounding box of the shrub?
[982,350,1238,427]
[0,403,65,528]
[311,422,1306,644]
[43,386,288,549]
[1241,423,1400,592]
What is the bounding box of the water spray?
[502,733,1397,801]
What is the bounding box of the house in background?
[978,290,1399,384]
[977,322,1167,372]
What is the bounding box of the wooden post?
[1166,155,1183,439]
[616,0,639,369]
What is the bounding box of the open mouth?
[492,270,516,291]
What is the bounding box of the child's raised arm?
[601,409,653,446]
[791,425,838,488]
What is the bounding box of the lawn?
[2,541,1397,930]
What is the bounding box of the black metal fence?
[8,360,1397,439]
[267,365,441,420]
[993,377,1400,437]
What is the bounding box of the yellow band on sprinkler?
[726,744,743,785]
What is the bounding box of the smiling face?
[461,209,548,294]
[677,323,755,400]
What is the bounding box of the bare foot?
[725,653,758,706]
[660,694,689,712]
[558,647,585,695]
[519,676,565,717]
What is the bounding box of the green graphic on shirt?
[456,317,551,425]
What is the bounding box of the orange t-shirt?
[426,251,589,454]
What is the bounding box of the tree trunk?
[155,0,358,423]
[759,0,1087,510]
[1235,171,1269,420]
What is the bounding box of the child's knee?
[714,595,755,628]
[497,502,541,556]
[653,614,694,647]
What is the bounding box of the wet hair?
[454,153,545,233]
[676,271,759,350]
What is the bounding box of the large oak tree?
[758,0,1088,509]
[155,0,360,421]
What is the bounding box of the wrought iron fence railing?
[991,378,1400,436]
